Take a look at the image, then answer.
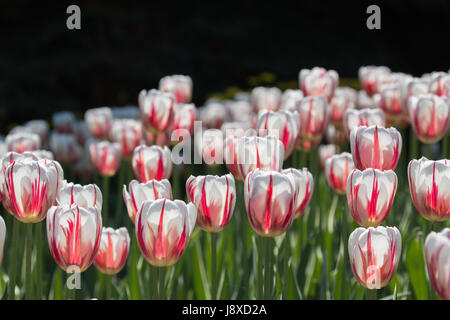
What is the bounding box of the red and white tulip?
[110,119,142,158]
[89,140,122,177]
[56,182,102,210]
[85,107,113,140]
[281,168,314,218]
[6,131,41,154]
[325,152,355,194]
[132,145,172,182]
[296,96,328,151]
[159,75,193,103]
[139,89,175,133]
[343,108,386,138]
[94,227,130,275]
[299,67,339,101]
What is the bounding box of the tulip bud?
[281,168,314,218]
[408,157,450,222]
[186,174,236,232]
[52,111,76,134]
[139,89,175,133]
[424,228,450,300]
[0,216,5,266]
[343,108,386,138]
[244,169,295,237]
[123,179,173,223]
[135,199,197,267]
[299,67,339,101]
[110,119,142,158]
[85,107,113,140]
[89,140,122,177]
[235,135,284,180]
[57,182,103,210]
[325,152,355,194]
[132,145,172,182]
[6,131,41,154]
[296,96,329,151]
[348,226,401,289]
[408,94,449,144]
[350,125,402,171]
[47,205,102,272]
[251,87,282,112]
[159,75,193,103]
[347,169,397,227]
[94,227,130,275]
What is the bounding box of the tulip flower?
[358,66,391,97]
[57,182,103,210]
[195,129,224,166]
[110,119,142,158]
[135,198,197,267]
[429,72,450,97]
[408,157,450,222]
[6,131,41,153]
[244,168,295,237]
[226,100,253,124]
[85,107,113,140]
[281,168,314,218]
[52,111,76,133]
[235,135,284,179]
[89,140,122,177]
[325,124,346,146]
[280,89,304,112]
[132,145,172,182]
[350,125,402,171]
[47,205,102,272]
[348,226,401,289]
[73,121,92,146]
[94,227,130,275]
[299,67,339,101]
[318,144,337,170]
[172,103,197,136]
[329,87,356,125]
[159,75,193,103]
[186,174,236,232]
[357,90,377,109]
[424,228,450,300]
[399,77,429,113]
[199,101,228,129]
[325,152,355,194]
[251,87,282,112]
[347,169,397,227]
[139,89,175,133]
[123,179,173,223]
[0,216,5,266]
[408,94,450,144]
[256,110,300,159]
[49,133,82,165]
[221,122,251,140]
[343,108,386,138]
[24,120,49,147]
[296,96,329,151]
[2,159,63,223]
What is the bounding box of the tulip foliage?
[0,67,449,302]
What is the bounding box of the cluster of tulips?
[0,66,448,300]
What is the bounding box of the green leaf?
[405,236,428,300]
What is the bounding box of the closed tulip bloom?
[0,216,5,266]
[325,124,346,146]
[224,136,243,180]
[357,90,377,109]
[110,119,142,158]
[256,110,300,159]
[329,87,356,125]
[89,140,122,177]
[251,87,282,112]
[348,226,401,289]
[172,103,197,135]
[159,75,193,103]
[47,205,102,272]
[3,159,62,222]
[235,135,284,179]
[281,168,314,218]
[199,102,228,129]
[244,169,295,237]
[135,199,197,267]
[429,72,450,97]
[424,228,450,300]
[318,144,337,170]
[280,89,304,112]
[350,125,402,171]
[6,131,41,153]
[299,67,339,101]
[24,120,49,146]
[296,96,329,151]
[132,145,172,182]
[358,66,391,97]
[408,157,450,222]
[85,107,113,139]
[408,94,449,144]
[347,169,397,227]
[139,89,175,133]
[186,174,236,232]
[377,84,409,127]
[123,179,173,223]
[94,227,130,275]
[343,108,386,138]
[49,133,82,165]
[52,111,76,133]
[325,152,355,194]
[57,182,102,210]
[195,129,224,166]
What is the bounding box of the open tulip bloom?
[94,227,131,275]
[408,157,450,222]
[424,228,450,300]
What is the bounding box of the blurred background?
[0,0,449,133]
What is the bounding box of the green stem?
[8,218,19,299]
[409,127,418,161]
[257,236,263,299]
[172,164,181,200]
[264,237,272,299]
[25,223,33,300]
[442,134,448,159]
[365,288,377,300]
[282,232,290,299]
[102,175,110,227]
[211,232,218,300]
[115,161,126,226]
[158,267,166,300]
[340,195,348,299]
[36,222,42,300]
[106,275,112,300]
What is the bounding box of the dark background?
[0,0,449,133]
